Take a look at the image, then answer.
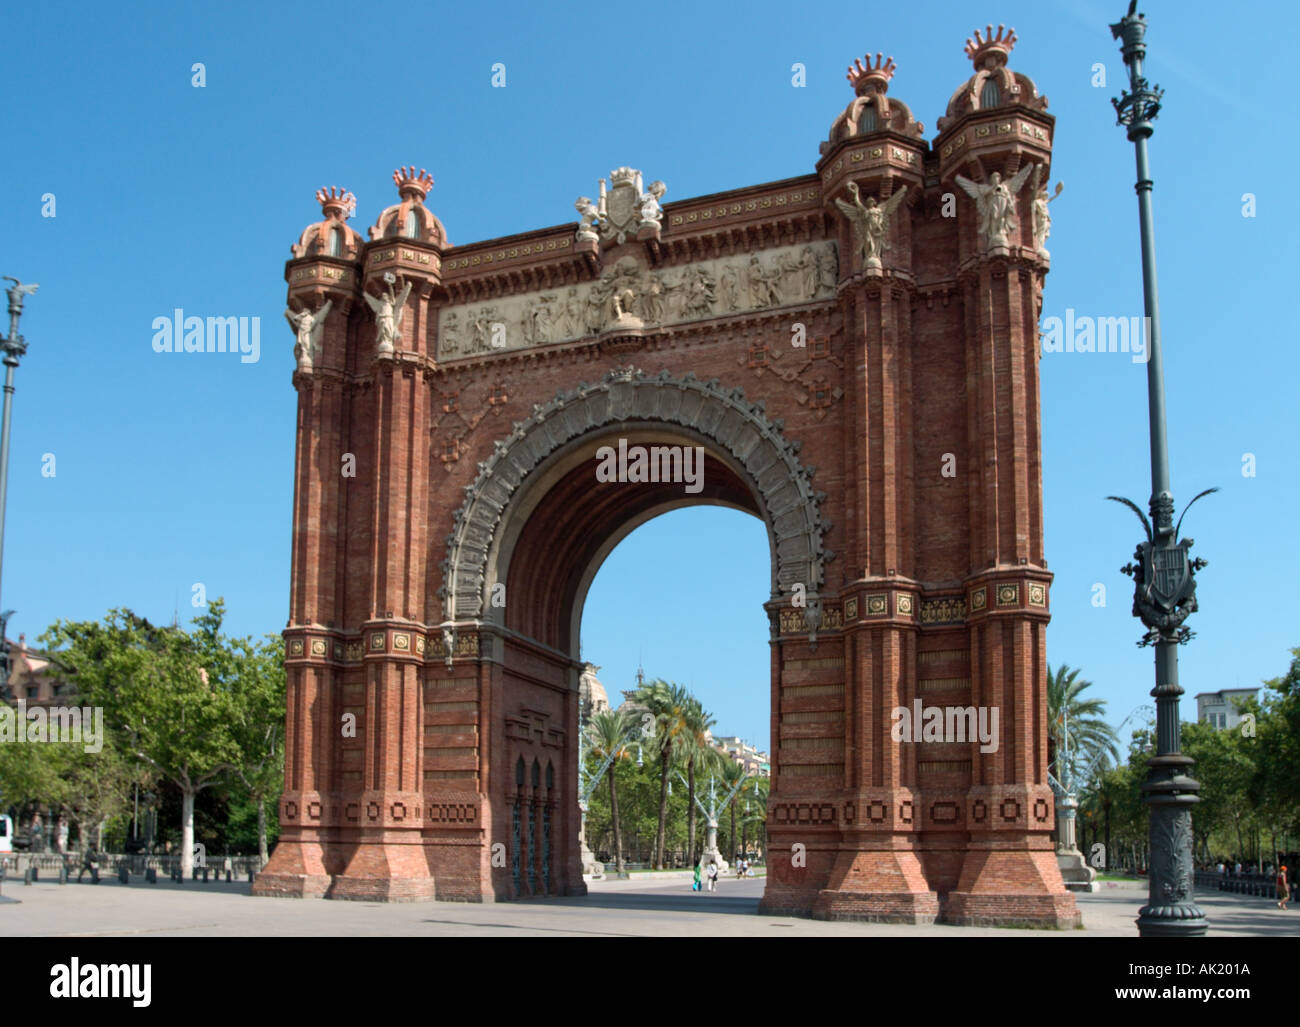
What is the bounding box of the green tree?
[718,756,748,862]
[224,634,286,865]
[586,708,634,872]
[1047,664,1119,790]
[635,679,694,869]
[42,606,241,876]
[1181,720,1254,864]
[682,696,718,865]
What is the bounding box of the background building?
[1,635,68,705]
[1195,688,1259,730]
[713,736,770,778]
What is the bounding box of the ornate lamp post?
[1108,4,1211,937]
[0,278,38,699]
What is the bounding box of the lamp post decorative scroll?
[1108,2,1210,937]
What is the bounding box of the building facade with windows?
[1195,688,1258,730]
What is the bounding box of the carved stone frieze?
[436,241,838,361]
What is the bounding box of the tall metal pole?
[0,279,37,698]
[1109,5,1209,937]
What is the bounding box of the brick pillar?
[328,267,438,900]
[809,274,937,923]
[944,262,1079,928]
[255,287,352,899]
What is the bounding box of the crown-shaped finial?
[393,166,435,201]
[964,24,1017,68]
[847,53,896,95]
[315,186,356,221]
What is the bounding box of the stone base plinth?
[943,892,1081,929]
[324,842,436,902]
[945,846,1082,928]
[810,843,938,923]
[251,838,332,898]
[250,871,331,898]
[812,889,940,923]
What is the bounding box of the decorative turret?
[821,52,923,154]
[368,165,449,245]
[937,24,1048,131]
[964,22,1017,69]
[848,52,896,97]
[290,185,363,259]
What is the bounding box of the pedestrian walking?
[77,842,100,883]
[1277,865,1290,911]
[706,859,719,892]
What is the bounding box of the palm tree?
[741,777,769,860]
[718,757,748,861]
[1047,664,1120,791]
[682,697,719,864]
[635,678,693,869]
[586,709,634,873]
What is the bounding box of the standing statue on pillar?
[284,298,332,373]
[1030,165,1064,258]
[834,182,908,269]
[955,165,1035,252]
[365,272,412,356]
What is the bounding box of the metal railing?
[0,851,265,883]
[1193,869,1291,899]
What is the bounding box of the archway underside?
[504,432,763,654]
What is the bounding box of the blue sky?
[2,0,1296,752]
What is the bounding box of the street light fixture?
[0,278,38,699]
[1107,3,1211,937]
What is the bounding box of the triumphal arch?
[255,25,1080,927]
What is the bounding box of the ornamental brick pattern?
[254,28,1080,927]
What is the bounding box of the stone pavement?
[0,875,1294,937]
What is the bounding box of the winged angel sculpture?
[834,182,908,269]
[954,164,1036,252]
[364,272,412,356]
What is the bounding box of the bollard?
[31,866,38,881]
[118,866,129,885]
[202,867,209,883]
[23,866,32,886]
[146,868,157,884]
[226,869,232,882]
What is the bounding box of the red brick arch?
[441,368,833,638]
[255,34,1081,926]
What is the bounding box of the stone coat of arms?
[575,167,666,245]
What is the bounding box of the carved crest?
[602,168,641,243]
[576,167,665,246]
[1142,539,1194,612]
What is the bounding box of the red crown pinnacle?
[846,52,896,95]
[393,166,435,201]
[315,185,356,220]
[964,24,1017,67]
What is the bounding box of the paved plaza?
[0,875,1293,937]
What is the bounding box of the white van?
[0,814,12,854]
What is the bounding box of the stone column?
[811,271,936,924]
[943,262,1079,928]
